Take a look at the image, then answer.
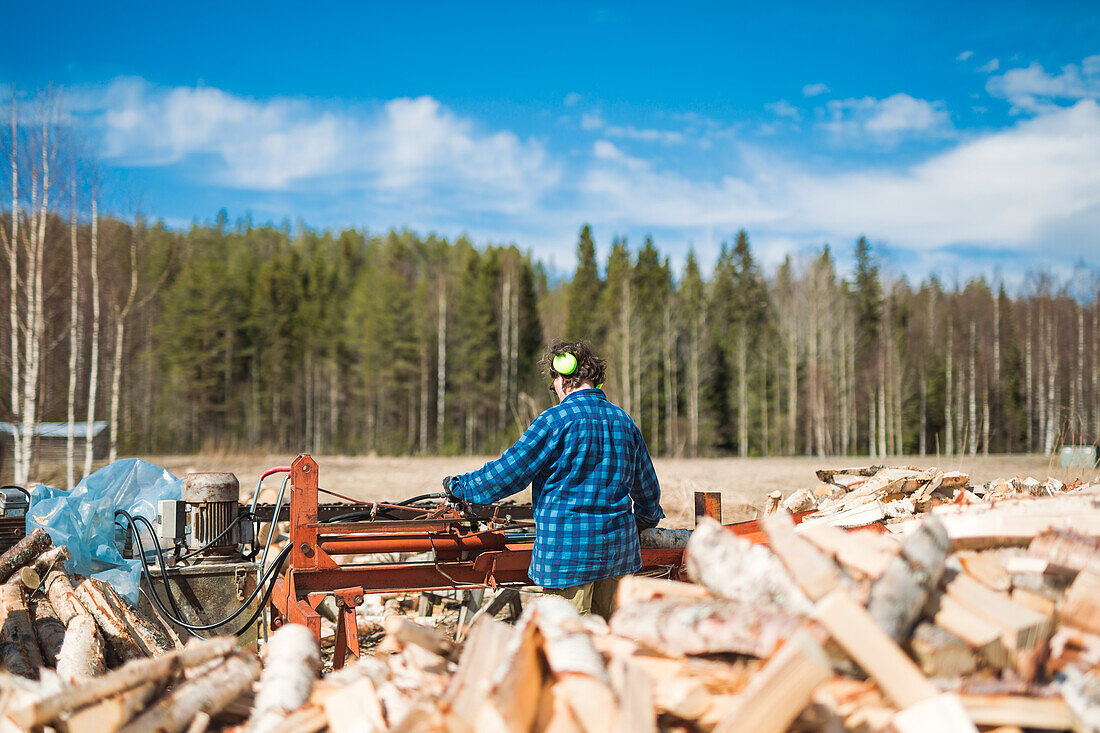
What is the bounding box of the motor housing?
[182,472,241,559]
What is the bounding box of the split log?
[533,597,616,733]
[76,577,174,660]
[118,650,261,733]
[891,693,978,733]
[439,617,513,731]
[610,598,800,659]
[322,676,386,733]
[910,622,977,677]
[31,599,66,667]
[614,576,709,607]
[248,624,321,733]
[477,610,543,733]
[761,511,839,601]
[0,581,43,679]
[815,465,884,483]
[1061,568,1100,635]
[782,488,816,514]
[57,614,107,681]
[382,615,456,660]
[763,491,782,515]
[867,515,949,642]
[798,524,900,580]
[930,592,1010,670]
[59,681,159,733]
[1059,664,1100,733]
[898,494,1100,549]
[685,517,809,614]
[0,528,52,583]
[814,588,938,708]
[799,500,887,529]
[956,550,1011,592]
[6,636,236,728]
[711,628,831,733]
[943,571,1052,654]
[608,656,658,733]
[1028,529,1100,572]
[958,693,1074,730]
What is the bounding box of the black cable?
[324,509,403,523]
[396,492,445,506]
[115,511,290,636]
[174,511,252,562]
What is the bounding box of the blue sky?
[4,1,1100,281]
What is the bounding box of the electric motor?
[182,472,241,558]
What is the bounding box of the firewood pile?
[4,466,1100,732]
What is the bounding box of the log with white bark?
[0,528,52,583]
[638,527,692,549]
[118,650,261,733]
[761,510,840,601]
[685,517,810,614]
[0,582,43,678]
[247,624,321,733]
[59,681,160,733]
[32,544,70,577]
[867,514,949,642]
[610,597,801,659]
[6,636,236,729]
[57,614,107,682]
[44,567,88,625]
[31,599,65,667]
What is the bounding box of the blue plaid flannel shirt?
[451,388,663,589]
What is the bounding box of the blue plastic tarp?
[27,458,181,604]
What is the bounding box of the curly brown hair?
[542,340,607,391]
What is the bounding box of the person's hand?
[442,476,468,514]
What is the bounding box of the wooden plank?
[813,589,938,708]
[711,628,831,733]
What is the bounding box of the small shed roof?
[0,421,108,438]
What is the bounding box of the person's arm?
[450,417,556,505]
[630,436,664,530]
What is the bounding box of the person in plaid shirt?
[444,340,663,620]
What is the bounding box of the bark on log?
[59,681,159,733]
[247,624,321,733]
[75,577,173,659]
[638,527,691,549]
[118,651,261,733]
[6,636,236,728]
[32,545,70,577]
[761,511,840,601]
[0,528,52,583]
[31,599,65,667]
[44,567,88,625]
[685,517,809,614]
[610,598,801,659]
[8,567,39,590]
[57,614,107,681]
[0,581,43,679]
[867,514,949,642]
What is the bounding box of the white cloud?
[564,92,582,107]
[802,83,830,97]
[820,93,952,143]
[578,101,1100,265]
[81,78,559,213]
[957,50,975,61]
[987,55,1100,113]
[976,58,1000,73]
[765,100,801,120]
[578,109,685,144]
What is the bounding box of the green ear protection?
[552,353,578,375]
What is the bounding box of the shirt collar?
[561,387,606,403]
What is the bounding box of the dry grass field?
[119,452,1093,530]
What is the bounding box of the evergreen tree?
[566,225,603,341]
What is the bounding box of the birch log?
[867,514,949,642]
[7,636,236,729]
[44,567,88,624]
[75,577,173,659]
[247,624,321,733]
[118,651,261,733]
[31,599,65,667]
[57,615,107,681]
[32,545,70,577]
[686,517,810,613]
[0,528,52,583]
[0,582,43,678]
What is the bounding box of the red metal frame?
[269,454,687,666]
